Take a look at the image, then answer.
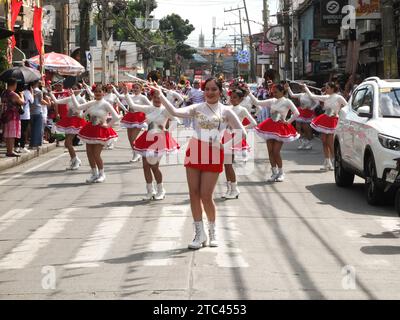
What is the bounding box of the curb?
[0,143,58,172]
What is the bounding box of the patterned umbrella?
[28,52,85,76]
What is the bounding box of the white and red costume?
[50,92,87,135]
[287,87,318,123]
[125,95,180,157]
[222,104,257,153]
[305,87,348,134]
[71,95,119,145]
[117,92,151,129]
[250,94,300,142]
[160,95,246,173]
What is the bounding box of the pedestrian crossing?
[0,205,250,271]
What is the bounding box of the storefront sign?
[257,55,271,65]
[349,0,381,19]
[321,0,345,26]
[266,25,284,46]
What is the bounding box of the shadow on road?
[306,183,396,217]
[360,246,400,255]
[105,248,190,264]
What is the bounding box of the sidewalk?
[0,143,58,172]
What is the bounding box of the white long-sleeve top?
[288,87,318,110]
[249,94,300,124]
[159,92,246,146]
[50,92,86,117]
[231,104,257,128]
[71,95,120,126]
[305,87,347,116]
[125,95,176,131]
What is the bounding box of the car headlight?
[378,134,400,151]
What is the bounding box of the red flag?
[10,0,23,49]
[33,6,44,55]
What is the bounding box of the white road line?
[0,208,76,269]
[0,209,33,234]
[202,207,249,268]
[143,206,187,266]
[0,152,67,186]
[376,218,400,238]
[65,207,132,269]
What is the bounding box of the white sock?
[99,169,105,176]
[278,168,284,174]
[92,168,99,176]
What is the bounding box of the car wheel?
[365,154,384,205]
[334,143,354,187]
[395,189,400,217]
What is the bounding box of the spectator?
[16,83,33,153]
[1,78,25,157]
[29,80,46,149]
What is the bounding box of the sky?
[153,0,279,48]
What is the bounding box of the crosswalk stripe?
[202,207,249,268]
[376,218,400,238]
[64,207,132,269]
[143,206,187,266]
[0,208,76,270]
[0,209,33,234]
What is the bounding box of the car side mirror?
[357,105,372,118]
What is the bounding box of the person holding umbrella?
[1,78,25,157]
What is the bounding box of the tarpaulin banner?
[10,0,23,49]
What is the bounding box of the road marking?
[143,206,187,266]
[376,218,400,238]
[65,207,132,269]
[202,207,249,268]
[0,152,67,186]
[0,209,33,234]
[0,208,75,269]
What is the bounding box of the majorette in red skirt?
[221,129,250,154]
[184,138,225,173]
[120,111,147,129]
[134,129,180,157]
[310,114,338,134]
[255,118,300,142]
[55,116,88,135]
[78,122,118,146]
[296,107,316,123]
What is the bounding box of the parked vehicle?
[334,77,400,212]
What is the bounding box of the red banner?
[10,0,23,49]
[33,6,44,55]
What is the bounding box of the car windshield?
[379,88,400,118]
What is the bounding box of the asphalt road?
[0,125,399,300]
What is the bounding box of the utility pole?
[262,0,269,80]
[242,0,256,82]
[381,0,399,78]
[283,0,290,80]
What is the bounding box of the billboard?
[350,0,381,19]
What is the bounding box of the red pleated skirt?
[134,130,180,157]
[121,112,147,129]
[255,118,300,142]
[221,130,250,152]
[185,138,224,173]
[297,107,315,123]
[78,122,118,145]
[310,114,338,134]
[56,116,87,135]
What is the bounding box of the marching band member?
[156,78,246,250]
[125,89,180,201]
[303,82,348,171]
[249,84,300,182]
[71,85,120,183]
[222,86,257,199]
[49,85,87,170]
[113,83,151,163]
[285,83,318,150]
